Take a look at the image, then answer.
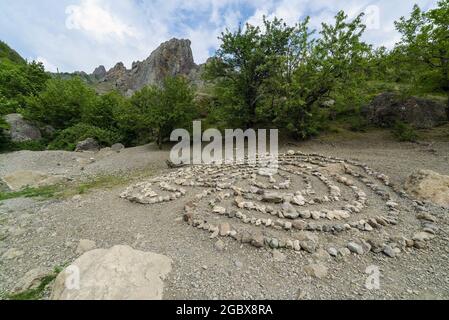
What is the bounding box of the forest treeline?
[1,1,448,151]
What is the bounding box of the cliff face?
[92,65,107,80]
[93,38,203,95]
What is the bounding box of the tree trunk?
[157,128,163,150]
[248,102,257,128]
[443,57,449,121]
[446,93,449,122]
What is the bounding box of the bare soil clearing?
[0,133,448,300]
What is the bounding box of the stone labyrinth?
[121,151,438,258]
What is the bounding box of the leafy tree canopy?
[395,0,449,118]
[130,76,197,148]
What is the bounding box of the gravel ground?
[0,143,169,181]
[0,133,448,300]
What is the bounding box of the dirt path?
[0,135,448,300]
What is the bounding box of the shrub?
[24,77,97,130]
[82,91,128,131]
[0,59,49,113]
[348,117,369,132]
[0,95,21,116]
[0,117,10,151]
[10,140,47,151]
[48,123,121,151]
[130,76,197,148]
[392,121,418,142]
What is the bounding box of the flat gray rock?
[51,245,172,300]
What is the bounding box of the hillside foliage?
[0,1,448,152]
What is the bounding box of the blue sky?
[0,0,439,73]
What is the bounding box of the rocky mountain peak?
[92,65,107,80]
[93,38,202,95]
[105,62,128,84]
[111,62,126,71]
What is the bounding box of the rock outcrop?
[51,245,172,300]
[111,143,125,152]
[1,170,66,191]
[75,138,100,152]
[92,65,106,80]
[104,62,127,84]
[404,170,449,207]
[362,93,447,128]
[3,113,41,142]
[93,38,203,95]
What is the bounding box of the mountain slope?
[46,38,205,95]
[0,41,26,64]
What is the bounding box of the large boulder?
[51,245,172,300]
[3,113,41,142]
[2,170,66,191]
[75,138,100,152]
[111,143,125,153]
[362,93,447,129]
[404,170,449,207]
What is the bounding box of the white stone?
[51,245,172,300]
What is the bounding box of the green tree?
[0,60,49,114]
[284,11,370,138]
[205,12,370,138]
[204,17,302,128]
[82,91,127,131]
[25,77,97,129]
[25,61,51,96]
[395,0,449,119]
[48,123,121,151]
[131,76,197,148]
[0,117,10,151]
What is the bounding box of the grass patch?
[66,166,157,197]
[65,174,133,197]
[0,175,130,202]
[0,185,60,201]
[391,121,418,142]
[7,267,63,300]
[0,167,157,202]
[417,123,449,141]
[7,275,56,300]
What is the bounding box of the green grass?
[0,216,7,225]
[391,121,418,142]
[0,175,130,202]
[417,123,449,141]
[0,166,156,203]
[64,174,134,197]
[7,266,63,300]
[0,185,59,201]
[7,275,57,300]
[66,166,156,197]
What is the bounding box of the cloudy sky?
[0,0,439,73]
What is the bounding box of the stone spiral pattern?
[121,151,438,257]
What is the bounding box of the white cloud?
[0,0,441,72]
[65,0,139,42]
[35,56,58,73]
[245,0,438,49]
[187,27,221,63]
